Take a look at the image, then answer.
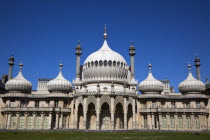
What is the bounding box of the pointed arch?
[77,103,84,129]
[87,103,96,130]
[127,104,133,129]
[100,102,111,130]
[114,103,124,130]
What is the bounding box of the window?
[64,100,68,108]
[54,100,59,107]
[161,115,167,128]
[186,116,191,129]
[43,114,49,129]
[178,115,183,129]
[20,100,25,107]
[113,61,116,67]
[27,114,33,129]
[35,114,42,129]
[108,60,112,66]
[144,115,148,128]
[91,61,94,67]
[95,61,98,67]
[104,60,107,67]
[152,101,156,108]
[88,62,90,67]
[117,61,120,67]
[11,114,16,129]
[99,60,103,66]
[121,62,123,68]
[195,116,200,129]
[19,114,25,129]
[170,115,175,128]
[196,102,200,108]
[171,102,176,108]
[10,99,15,107]
[186,102,190,108]
[35,100,39,107]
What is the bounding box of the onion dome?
[178,64,205,94]
[82,25,128,83]
[47,63,72,93]
[139,63,164,94]
[5,62,32,93]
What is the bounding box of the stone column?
[183,113,186,130]
[147,113,151,130]
[7,112,11,129]
[83,96,87,129]
[123,96,127,129]
[199,113,202,130]
[16,112,20,129]
[59,113,63,129]
[70,99,74,129]
[4,113,8,129]
[132,98,136,129]
[158,113,162,130]
[110,96,115,130]
[151,113,154,130]
[32,112,36,129]
[74,98,78,129]
[24,112,28,129]
[191,113,195,130]
[49,112,52,129]
[166,113,170,130]
[174,113,178,130]
[96,95,101,130]
[55,112,59,129]
[41,112,44,130]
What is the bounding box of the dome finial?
[19,60,23,72]
[148,61,152,73]
[187,62,191,72]
[104,24,108,40]
[59,61,63,71]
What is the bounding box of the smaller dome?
[178,64,205,94]
[5,62,32,93]
[47,63,72,93]
[139,64,164,94]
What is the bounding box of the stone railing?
[2,93,74,98]
[2,107,71,113]
[139,107,209,113]
[138,94,210,99]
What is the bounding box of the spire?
[75,41,82,55]
[187,63,191,73]
[104,24,108,40]
[148,62,152,73]
[129,41,136,55]
[59,61,63,72]
[19,61,23,72]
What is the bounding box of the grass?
[0,131,210,140]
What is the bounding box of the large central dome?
[82,32,129,84]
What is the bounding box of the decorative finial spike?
[104,24,108,40]
[59,61,63,71]
[148,61,152,72]
[130,40,133,45]
[19,60,23,71]
[187,62,191,72]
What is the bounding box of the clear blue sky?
[0,0,210,92]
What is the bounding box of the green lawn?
[0,131,210,140]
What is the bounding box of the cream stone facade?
[0,27,210,131]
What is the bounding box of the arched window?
[113,61,116,67]
[117,61,120,67]
[88,62,90,67]
[19,114,25,129]
[121,62,123,68]
[27,114,33,129]
[186,115,191,129]
[11,114,16,129]
[35,114,42,129]
[104,60,107,67]
[91,61,94,67]
[108,60,112,66]
[143,115,147,128]
[195,115,200,129]
[95,61,98,67]
[178,115,183,129]
[170,115,175,128]
[99,60,103,67]
[161,115,167,128]
[43,114,49,129]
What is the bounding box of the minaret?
[129,41,136,79]
[8,54,15,80]
[194,55,201,80]
[75,41,82,81]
